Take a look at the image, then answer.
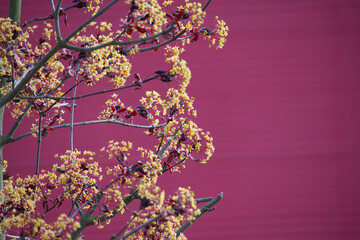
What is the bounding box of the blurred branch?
[109,216,135,240]
[118,214,163,240]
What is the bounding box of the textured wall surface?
[2,0,360,239]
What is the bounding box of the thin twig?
[157,118,187,159]
[50,0,55,12]
[109,216,135,240]
[63,24,175,52]
[131,29,187,53]
[5,234,30,240]
[17,72,160,101]
[6,102,31,138]
[162,158,186,174]
[7,120,168,143]
[35,114,43,175]
[202,0,213,11]
[119,214,163,240]
[70,75,78,155]
[42,77,83,114]
[18,82,136,101]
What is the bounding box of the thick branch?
[0,43,63,108]
[71,187,139,239]
[8,0,22,24]
[0,0,121,108]
[54,0,63,41]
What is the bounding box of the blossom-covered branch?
[0,0,228,238]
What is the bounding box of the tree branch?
[8,0,22,25]
[63,24,175,52]
[35,114,43,175]
[118,214,163,240]
[175,192,224,237]
[69,74,78,154]
[63,0,120,42]
[0,43,63,108]
[18,82,137,101]
[109,216,135,240]
[7,119,168,144]
[54,0,63,41]
[131,29,187,53]
[6,102,31,139]
[202,0,213,11]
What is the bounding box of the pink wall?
[2,0,360,239]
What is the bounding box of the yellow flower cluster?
[0,19,67,121]
[134,0,168,34]
[86,0,104,15]
[101,139,133,160]
[0,156,87,238]
[98,93,137,121]
[1,212,80,239]
[164,45,191,92]
[211,16,229,49]
[183,1,207,31]
[126,186,199,240]
[70,29,132,85]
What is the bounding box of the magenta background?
[2,0,360,239]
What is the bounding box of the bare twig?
[195,197,213,203]
[7,120,168,144]
[131,29,187,53]
[109,216,135,240]
[64,24,176,52]
[202,0,213,11]
[5,234,30,240]
[50,0,55,12]
[70,71,79,155]
[118,214,163,240]
[35,114,43,175]
[18,83,136,101]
